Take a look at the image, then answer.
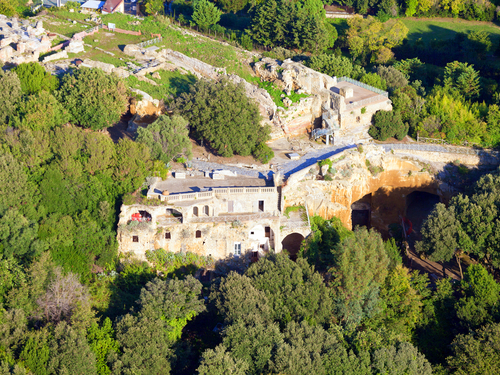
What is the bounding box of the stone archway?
[351,193,372,229]
[281,233,305,261]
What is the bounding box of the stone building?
[117,171,311,262]
[253,58,392,144]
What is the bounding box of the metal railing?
[337,77,389,97]
[137,37,162,48]
[417,134,480,148]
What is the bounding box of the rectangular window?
[265,226,271,238]
[132,236,139,243]
[259,200,264,212]
[228,200,234,213]
[165,232,171,240]
[196,230,202,238]
[234,242,241,256]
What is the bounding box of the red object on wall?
[131,213,142,221]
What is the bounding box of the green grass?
[126,70,196,100]
[43,17,87,38]
[400,18,500,44]
[49,9,91,22]
[257,79,309,107]
[101,13,255,81]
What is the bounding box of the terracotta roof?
[102,0,123,13]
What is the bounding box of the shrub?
[13,62,58,95]
[369,110,408,141]
[173,79,269,157]
[253,142,274,164]
[57,68,127,130]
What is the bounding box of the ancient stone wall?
[117,204,282,260]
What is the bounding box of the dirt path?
[405,247,461,280]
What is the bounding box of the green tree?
[360,72,387,91]
[0,70,22,124]
[0,208,44,261]
[57,68,128,131]
[137,276,206,341]
[330,227,389,325]
[192,0,222,30]
[369,110,408,141]
[416,203,463,277]
[447,323,500,375]
[47,322,97,375]
[13,63,58,95]
[371,342,432,375]
[87,318,119,375]
[197,346,249,375]
[135,115,192,163]
[210,272,272,325]
[217,0,249,13]
[220,320,283,374]
[346,17,408,63]
[0,0,16,17]
[307,54,354,77]
[0,153,31,216]
[144,0,164,15]
[112,314,172,374]
[444,61,481,100]
[375,65,408,93]
[455,264,500,328]
[16,91,69,131]
[246,253,334,326]
[174,79,268,158]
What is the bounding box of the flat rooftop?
[154,175,272,195]
[332,81,388,110]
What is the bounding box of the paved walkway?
[280,145,355,177]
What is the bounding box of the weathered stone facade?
[117,175,311,261]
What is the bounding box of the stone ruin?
[0,16,50,65]
[253,58,393,145]
[123,44,280,138]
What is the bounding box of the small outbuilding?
[81,0,105,11]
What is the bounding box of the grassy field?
[43,17,87,38]
[400,18,500,44]
[127,70,196,100]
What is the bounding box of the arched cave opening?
[351,193,372,229]
[405,191,441,235]
[281,233,305,261]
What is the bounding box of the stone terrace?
[154,174,272,195]
[332,81,387,110]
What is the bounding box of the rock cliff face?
[283,145,454,235]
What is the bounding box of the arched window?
[196,230,202,238]
[203,205,209,216]
[193,206,198,217]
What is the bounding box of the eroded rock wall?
[283,145,454,235]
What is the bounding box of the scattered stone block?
[174,172,186,179]
[287,153,300,160]
[43,50,68,62]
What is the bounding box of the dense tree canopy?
[173,78,269,157]
[135,115,192,163]
[57,68,128,131]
